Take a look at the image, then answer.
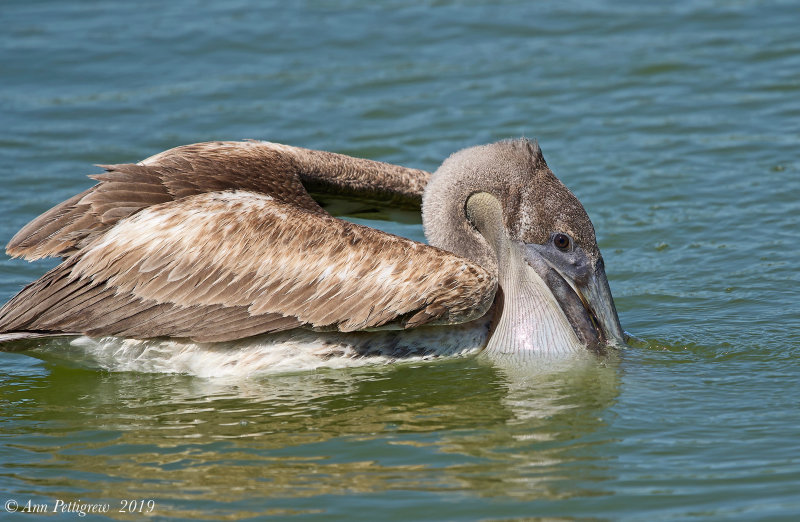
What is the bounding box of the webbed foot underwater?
[0,138,623,372]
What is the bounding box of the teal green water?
[2,0,799,519]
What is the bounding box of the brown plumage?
[1,138,624,360]
[7,141,430,261]
[0,142,494,344]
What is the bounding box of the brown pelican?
[0,139,623,365]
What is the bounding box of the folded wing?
[0,190,496,342]
[7,141,430,261]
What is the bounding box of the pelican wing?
[0,191,496,342]
[7,141,430,261]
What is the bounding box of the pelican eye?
[553,233,572,251]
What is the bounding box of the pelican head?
[422,139,624,357]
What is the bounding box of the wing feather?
[0,191,495,342]
[7,141,429,261]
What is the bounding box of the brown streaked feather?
[7,141,430,261]
[292,146,430,208]
[0,191,496,342]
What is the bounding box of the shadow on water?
[1,354,621,518]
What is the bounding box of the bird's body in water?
[0,138,623,375]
